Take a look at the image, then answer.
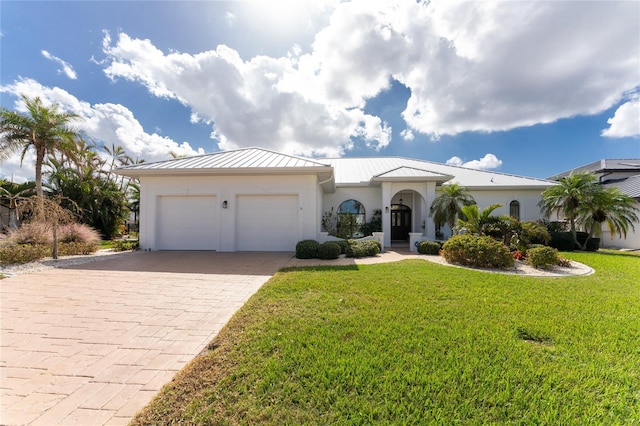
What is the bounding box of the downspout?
[317,170,334,187]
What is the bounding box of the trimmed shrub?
[442,234,514,269]
[59,223,101,245]
[585,238,600,252]
[549,232,575,252]
[58,242,100,256]
[112,240,139,252]
[345,240,381,258]
[526,246,561,269]
[417,240,441,255]
[8,222,52,246]
[296,240,320,259]
[318,242,341,260]
[336,240,349,255]
[0,244,50,265]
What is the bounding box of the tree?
[429,183,475,235]
[576,185,639,250]
[45,150,129,239]
[0,180,35,229]
[538,172,597,249]
[457,203,504,236]
[0,95,83,214]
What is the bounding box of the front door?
[391,204,411,241]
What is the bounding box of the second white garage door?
[236,195,299,251]
[156,195,219,250]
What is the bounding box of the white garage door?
[236,195,299,251]
[157,195,218,250]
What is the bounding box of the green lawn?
[130,251,640,425]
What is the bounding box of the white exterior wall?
[323,182,436,247]
[323,187,382,222]
[139,174,319,251]
[470,189,544,222]
[436,189,545,239]
[600,201,640,249]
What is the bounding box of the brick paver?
[0,251,294,426]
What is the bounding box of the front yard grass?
[131,251,639,424]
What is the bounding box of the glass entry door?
[390,204,411,241]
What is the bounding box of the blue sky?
[1,0,639,183]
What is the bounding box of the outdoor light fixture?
[385,206,389,213]
[222,200,228,209]
[399,197,403,205]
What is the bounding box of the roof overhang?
[370,166,454,185]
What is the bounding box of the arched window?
[337,199,366,238]
[509,200,520,220]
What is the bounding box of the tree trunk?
[569,217,580,250]
[52,222,59,260]
[8,208,19,229]
[34,146,45,217]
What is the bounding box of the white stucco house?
[116,147,554,252]
[550,159,640,250]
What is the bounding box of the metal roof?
[604,175,640,199]
[116,147,554,189]
[323,157,554,188]
[372,166,453,182]
[549,159,640,179]
[117,147,332,175]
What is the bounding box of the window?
[509,200,520,220]
[337,199,366,238]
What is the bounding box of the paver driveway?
[1,251,295,425]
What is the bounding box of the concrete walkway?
[0,251,295,425]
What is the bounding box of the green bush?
[336,240,349,254]
[549,232,575,251]
[417,240,441,255]
[58,242,99,256]
[0,244,50,265]
[442,234,514,269]
[345,240,381,258]
[112,240,139,252]
[526,246,561,269]
[585,237,600,252]
[318,242,341,260]
[296,240,320,259]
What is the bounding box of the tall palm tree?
[429,183,475,235]
[576,185,639,250]
[0,95,83,213]
[538,172,597,249]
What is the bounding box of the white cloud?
[41,50,78,80]
[102,32,390,157]
[0,79,202,182]
[601,100,640,138]
[446,154,502,170]
[400,129,414,141]
[225,11,236,27]
[98,1,639,153]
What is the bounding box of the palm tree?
[538,172,597,249]
[457,203,504,235]
[0,180,36,229]
[429,183,475,236]
[576,185,639,250]
[0,95,83,213]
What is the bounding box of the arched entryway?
[390,204,411,241]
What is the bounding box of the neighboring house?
[0,202,9,230]
[549,159,640,250]
[116,147,554,252]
